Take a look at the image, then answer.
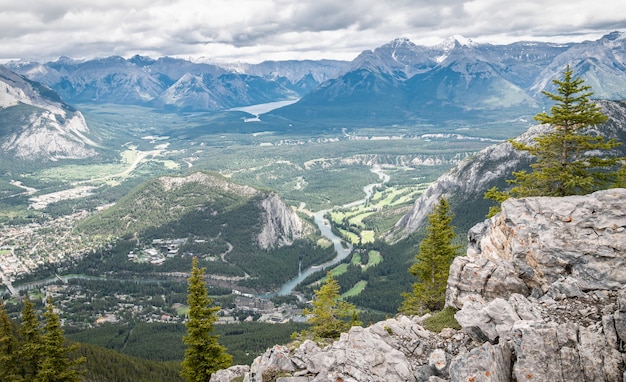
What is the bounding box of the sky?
[1,0,625,64]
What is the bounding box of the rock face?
[0,65,98,160]
[218,190,626,381]
[257,193,304,249]
[386,123,550,242]
[446,188,626,382]
[447,188,626,307]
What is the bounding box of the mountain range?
[5,31,626,124]
[271,32,626,125]
[7,56,347,112]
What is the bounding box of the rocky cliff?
[214,189,626,382]
[0,65,98,160]
[257,193,304,249]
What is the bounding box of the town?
[0,214,307,329]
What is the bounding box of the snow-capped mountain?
[271,32,626,125]
[349,37,439,79]
[0,65,98,161]
[8,56,348,111]
[7,31,626,123]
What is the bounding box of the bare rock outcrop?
[447,188,626,308]
[257,193,304,249]
[213,315,478,382]
[445,188,626,381]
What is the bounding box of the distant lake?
[228,99,299,116]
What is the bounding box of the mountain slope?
[530,32,626,99]
[234,59,350,94]
[154,72,298,111]
[0,65,98,161]
[386,99,626,241]
[78,171,304,250]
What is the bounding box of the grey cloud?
[0,0,624,63]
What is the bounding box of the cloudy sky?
[1,0,625,63]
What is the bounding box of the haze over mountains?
[5,31,626,123]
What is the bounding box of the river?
[272,165,390,296]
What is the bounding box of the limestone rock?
[448,341,511,382]
[510,320,624,382]
[447,188,626,308]
[257,193,304,249]
[209,365,250,382]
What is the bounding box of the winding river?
[272,166,389,296]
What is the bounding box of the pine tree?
[181,257,232,382]
[301,272,361,341]
[400,198,460,314]
[486,65,622,214]
[34,298,85,382]
[0,301,20,381]
[18,296,43,380]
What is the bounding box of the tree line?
[1,297,85,381]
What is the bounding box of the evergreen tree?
[34,299,85,382]
[18,296,43,380]
[0,301,20,381]
[486,65,622,214]
[400,198,460,314]
[300,272,361,340]
[181,257,232,382]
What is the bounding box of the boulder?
[209,365,250,382]
[448,341,511,382]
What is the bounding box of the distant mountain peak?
[438,35,476,51]
[601,31,624,41]
[388,37,415,48]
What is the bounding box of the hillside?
[75,171,332,291]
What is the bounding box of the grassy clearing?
[338,228,360,245]
[360,230,375,244]
[28,289,45,300]
[342,280,368,298]
[330,264,348,277]
[175,305,189,316]
[422,307,461,333]
[0,249,11,255]
[316,237,333,248]
[363,251,383,270]
[34,163,128,183]
[351,253,361,265]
